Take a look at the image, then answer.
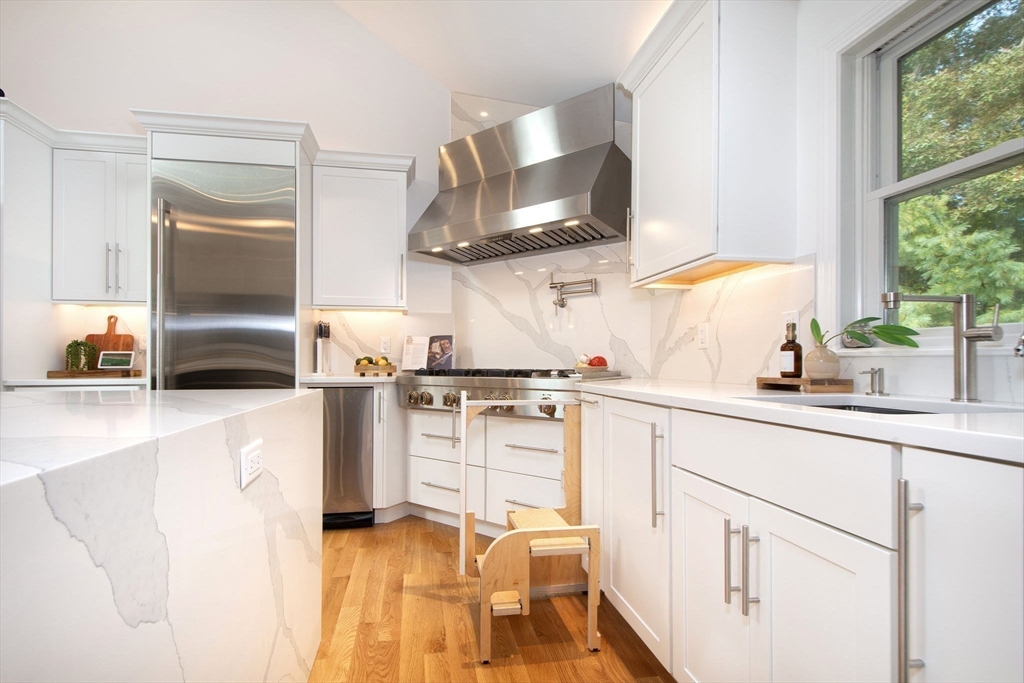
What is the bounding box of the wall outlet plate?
[380,337,391,354]
[782,310,799,337]
[698,322,710,350]
[239,438,264,490]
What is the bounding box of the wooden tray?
[47,369,143,378]
[354,364,396,377]
[756,376,853,394]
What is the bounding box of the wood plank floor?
[310,515,674,683]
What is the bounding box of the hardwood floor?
[310,515,674,683]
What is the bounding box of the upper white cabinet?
[52,149,148,302]
[620,0,798,287]
[603,397,672,668]
[312,152,414,309]
[902,448,1024,682]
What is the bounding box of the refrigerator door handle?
[154,198,168,390]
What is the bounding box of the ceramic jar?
[804,344,840,379]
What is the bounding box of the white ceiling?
[334,0,671,108]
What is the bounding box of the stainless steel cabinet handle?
[650,423,665,528]
[505,498,543,509]
[105,242,112,293]
[115,242,122,293]
[505,443,559,454]
[741,525,760,616]
[378,392,383,424]
[399,253,405,303]
[422,481,459,493]
[898,478,926,682]
[579,397,599,405]
[724,518,741,604]
[626,208,634,272]
[421,432,461,443]
[451,403,458,449]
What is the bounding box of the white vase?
[805,344,840,380]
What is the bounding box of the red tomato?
[589,355,608,367]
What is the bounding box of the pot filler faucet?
[881,292,1003,402]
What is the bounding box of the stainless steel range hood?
[408,84,631,265]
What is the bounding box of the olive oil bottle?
[780,322,802,378]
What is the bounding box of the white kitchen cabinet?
[902,448,1024,682]
[373,384,408,510]
[603,397,672,668]
[580,394,604,576]
[52,149,148,302]
[620,0,798,287]
[312,152,414,309]
[672,467,895,682]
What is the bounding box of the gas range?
[396,368,622,420]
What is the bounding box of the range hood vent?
[408,85,631,265]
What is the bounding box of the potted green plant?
[65,340,99,372]
[807,317,919,379]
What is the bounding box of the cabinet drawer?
[485,416,564,480]
[672,410,898,548]
[407,456,484,516]
[407,411,484,466]
[485,469,564,525]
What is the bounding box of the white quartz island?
[0,389,323,683]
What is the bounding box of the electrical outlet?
[698,323,710,349]
[239,438,264,490]
[782,310,799,336]
[380,337,391,354]
[137,335,147,352]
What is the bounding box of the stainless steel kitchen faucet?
[881,293,1003,402]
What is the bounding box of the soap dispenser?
[780,322,802,378]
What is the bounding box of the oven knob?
[484,393,496,402]
[499,395,514,412]
[419,391,434,406]
[442,392,457,407]
[539,396,556,417]
[407,390,420,406]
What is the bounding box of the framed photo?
[97,351,135,368]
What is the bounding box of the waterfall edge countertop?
[0,388,321,486]
[579,379,1024,464]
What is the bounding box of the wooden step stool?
[457,399,601,664]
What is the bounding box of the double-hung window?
[866,0,1023,330]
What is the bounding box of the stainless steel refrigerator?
[151,160,296,389]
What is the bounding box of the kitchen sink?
[739,394,1021,415]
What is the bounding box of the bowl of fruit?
[354,356,395,376]
[573,354,609,373]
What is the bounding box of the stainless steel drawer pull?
[505,443,559,454]
[741,525,760,616]
[115,243,123,292]
[898,478,926,682]
[421,481,459,493]
[105,242,112,293]
[650,424,665,528]
[421,432,461,442]
[724,518,741,604]
[505,498,543,509]
[579,397,599,405]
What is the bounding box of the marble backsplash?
[312,309,453,373]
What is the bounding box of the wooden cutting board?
[85,315,134,352]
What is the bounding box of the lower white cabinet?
[407,456,484,516]
[902,448,1024,682]
[580,394,604,577]
[484,469,564,524]
[673,468,896,682]
[374,385,407,510]
[603,397,672,668]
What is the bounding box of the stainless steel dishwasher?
[322,387,374,528]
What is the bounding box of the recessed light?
[529,227,544,234]
[538,268,547,272]
[564,220,580,227]
[514,271,524,275]
[598,259,609,264]
[457,241,470,247]
[480,111,489,118]
[431,247,443,252]
[439,145,446,152]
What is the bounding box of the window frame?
[855,0,1024,336]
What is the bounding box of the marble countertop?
[0,389,320,486]
[579,379,1024,464]
[300,374,396,385]
[3,378,148,387]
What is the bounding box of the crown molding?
[0,99,57,146]
[131,109,319,159]
[618,0,707,93]
[53,130,146,154]
[314,150,416,186]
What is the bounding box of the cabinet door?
[380,385,408,510]
[673,468,750,683]
[580,395,603,576]
[52,150,117,301]
[603,398,672,667]
[748,498,895,682]
[312,166,406,308]
[631,0,715,282]
[903,448,1024,682]
[116,154,148,302]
